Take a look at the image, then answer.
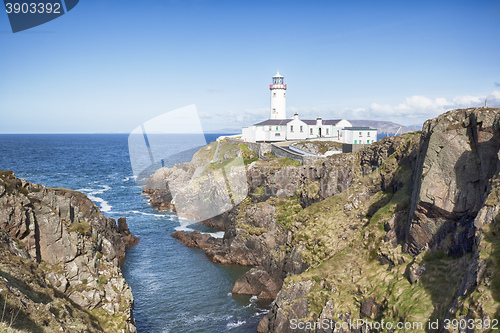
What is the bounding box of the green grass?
[239,144,259,165]
[68,222,91,236]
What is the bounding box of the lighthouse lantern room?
[270,71,287,119]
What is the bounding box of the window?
[367,132,370,137]
[269,126,272,131]
[275,133,281,136]
[326,128,329,135]
[300,126,303,132]
[283,93,286,97]
[310,128,313,135]
[290,125,294,132]
[354,140,357,144]
[276,126,279,131]
[359,132,362,136]
[272,108,276,114]
[273,93,276,97]
[367,140,370,144]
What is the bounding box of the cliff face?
[405,108,500,256]
[145,107,500,332]
[259,108,500,332]
[0,171,138,332]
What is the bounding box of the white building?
[343,127,377,145]
[241,72,377,144]
[270,72,287,120]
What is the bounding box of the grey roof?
[323,119,342,125]
[301,119,342,126]
[254,119,292,126]
[343,127,374,130]
[254,118,344,126]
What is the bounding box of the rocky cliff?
[0,171,138,332]
[145,107,500,332]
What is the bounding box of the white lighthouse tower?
[270,71,287,119]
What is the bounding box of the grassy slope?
[274,132,499,330]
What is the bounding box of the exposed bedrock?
[405,107,500,256]
[146,108,500,332]
[0,170,138,332]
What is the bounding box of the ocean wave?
[174,225,195,233]
[87,195,112,213]
[129,210,166,217]
[252,309,270,317]
[227,320,246,329]
[122,175,137,182]
[176,313,233,326]
[78,185,112,213]
[207,231,224,239]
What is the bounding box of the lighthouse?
[270,71,287,119]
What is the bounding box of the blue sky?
[0,0,499,133]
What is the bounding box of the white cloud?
[357,91,500,125]
[201,90,500,130]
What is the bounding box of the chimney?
[294,112,299,120]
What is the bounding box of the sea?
[0,134,271,333]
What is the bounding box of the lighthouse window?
[284,93,286,97]
[273,93,276,97]
[272,108,276,114]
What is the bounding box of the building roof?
[301,119,342,125]
[254,119,292,126]
[322,119,342,125]
[273,71,284,78]
[343,127,375,130]
[254,118,345,126]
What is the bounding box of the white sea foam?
[227,320,246,329]
[177,313,233,325]
[250,295,258,302]
[130,210,166,217]
[78,185,112,213]
[208,231,225,239]
[87,195,112,213]
[174,225,195,233]
[122,175,137,182]
[252,309,270,317]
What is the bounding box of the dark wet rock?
[118,216,139,247]
[232,267,280,299]
[171,230,222,251]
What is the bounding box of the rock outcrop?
[405,108,500,255]
[145,108,500,333]
[0,171,138,332]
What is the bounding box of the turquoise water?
[0,134,270,332]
